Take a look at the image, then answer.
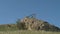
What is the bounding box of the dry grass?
[0,30,60,34]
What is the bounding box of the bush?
[16,19,26,30]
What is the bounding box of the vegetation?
[0,14,60,34]
[0,30,60,34]
[16,19,26,30]
[0,24,18,31]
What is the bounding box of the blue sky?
[0,0,60,27]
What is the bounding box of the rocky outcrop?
[0,14,60,31]
[18,15,60,32]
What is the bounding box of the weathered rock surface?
[20,15,60,32]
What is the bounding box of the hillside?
[0,24,18,31]
[0,30,60,34]
[0,14,60,32]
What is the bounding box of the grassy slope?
[0,24,60,34]
[0,24,18,31]
[0,30,60,34]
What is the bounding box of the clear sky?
[0,0,60,27]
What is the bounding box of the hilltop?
[0,14,60,32]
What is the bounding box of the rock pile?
[18,15,60,32]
